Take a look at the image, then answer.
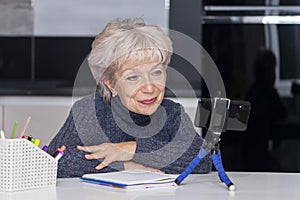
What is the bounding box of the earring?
[112,91,117,97]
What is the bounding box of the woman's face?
[106,59,166,115]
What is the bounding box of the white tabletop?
[1,172,300,200]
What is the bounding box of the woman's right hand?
[124,161,164,174]
[77,141,137,170]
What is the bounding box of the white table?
[1,172,300,200]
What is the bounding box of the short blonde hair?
[87,18,173,103]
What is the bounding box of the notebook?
[80,169,178,189]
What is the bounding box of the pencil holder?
[0,139,57,191]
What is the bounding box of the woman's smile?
[138,97,157,105]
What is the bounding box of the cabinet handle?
[204,6,300,12]
[202,16,300,25]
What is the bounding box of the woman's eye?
[126,75,138,81]
[151,70,163,76]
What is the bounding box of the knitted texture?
[48,92,211,178]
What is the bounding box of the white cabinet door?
[34,0,168,36]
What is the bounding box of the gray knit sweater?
[47,92,211,178]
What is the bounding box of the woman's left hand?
[77,141,137,170]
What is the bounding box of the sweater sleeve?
[47,104,124,178]
[132,102,211,174]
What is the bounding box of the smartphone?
[194,98,251,131]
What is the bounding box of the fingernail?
[95,165,102,170]
[95,163,105,170]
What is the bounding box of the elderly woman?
[47,18,211,178]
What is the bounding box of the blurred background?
[0,0,300,173]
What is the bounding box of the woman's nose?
[141,77,154,93]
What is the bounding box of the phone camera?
[239,105,248,110]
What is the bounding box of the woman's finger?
[85,151,106,160]
[77,144,106,153]
[95,157,114,170]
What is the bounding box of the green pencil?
[11,121,18,139]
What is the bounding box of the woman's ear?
[103,80,114,93]
[103,80,117,96]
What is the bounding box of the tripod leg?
[175,148,208,185]
[211,151,236,191]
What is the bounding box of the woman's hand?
[77,141,136,170]
[124,161,164,174]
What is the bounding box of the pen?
[54,150,65,161]
[0,130,6,139]
[24,135,40,147]
[52,145,66,157]
[11,121,18,139]
[27,135,33,141]
[20,116,31,138]
[42,145,49,151]
[52,145,66,161]
[34,138,40,147]
[21,135,28,139]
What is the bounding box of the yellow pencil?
[20,116,31,138]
